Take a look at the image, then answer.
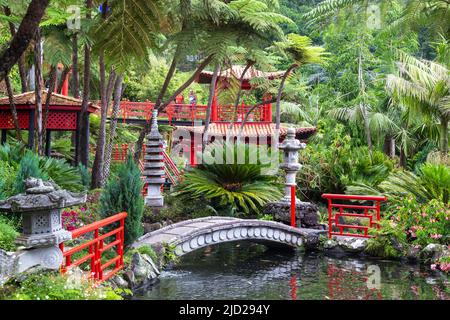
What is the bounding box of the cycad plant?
[175,143,282,216]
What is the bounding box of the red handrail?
[322,194,387,239]
[59,212,127,284]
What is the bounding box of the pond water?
[134,242,450,300]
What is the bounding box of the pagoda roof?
[0,90,99,112]
[197,65,285,85]
[175,123,316,141]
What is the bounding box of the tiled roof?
[0,90,99,110]
[198,65,285,84]
[175,123,317,140]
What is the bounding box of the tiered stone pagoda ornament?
[263,128,324,230]
[0,178,86,285]
[279,128,305,204]
[144,109,165,207]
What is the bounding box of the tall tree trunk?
[400,146,407,168]
[227,62,253,134]
[383,135,395,158]
[275,64,298,130]
[91,54,116,189]
[71,33,79,98]
[203,63,220,151]
[78,0,93,167]
[361,103,373,151]
[134,54,214,161]
[34,28,43,155]
[3,6,28,93]
[5,75,23,142]
[103,75,124,184]
[0,0,50,82]
[43,66,57,148]
[440,116,448,155]
[358,50,372,151]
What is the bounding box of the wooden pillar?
[1,129,7,145]
[45,130,52,157]
[28,110,35,149]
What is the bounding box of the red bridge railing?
[59,212,127,284]
[322,194,387,239]
[114,101,272,124]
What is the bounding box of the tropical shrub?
[0,161,17,200]
[100,153,144,246]
[13,151,47,194]
[348,163,450,204]
[2,271,122,300]
[298,124,393,200]
[39,157,84,192]
[0,217,18,252]
[174,143,282,216]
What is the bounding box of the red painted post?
[327,198,333,239]
[291,185,296,227]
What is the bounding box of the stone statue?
[0,178,87,286]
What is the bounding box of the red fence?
[59,212,127,284]
[322,194,387,239]
[114,101,272,124]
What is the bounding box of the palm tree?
[273,34,327,129]
[386,51,449,155]
[304,0,450,39]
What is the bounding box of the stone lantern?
[278,128,306,204]
[143,109,165,208]
[0,178,86,282]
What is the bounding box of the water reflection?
[134,242,449,300]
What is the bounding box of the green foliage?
[39,157,84,192]
[0,217,18,252]
[298,123,393,200]
[77,164,91,190]
[365,220,406,258]
[13,151,47,194]
[175,143,282,215]
[349,163,450,204]
[0,161,17,200]
[2,271,122,300]
[382,196,450,246]
[162,242,180,265]
[100,153,144,246]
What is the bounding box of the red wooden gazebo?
[0,90,99,159]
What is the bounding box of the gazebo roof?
[197,65,285,85]
[0,90,99,112]
[176,123,317,141]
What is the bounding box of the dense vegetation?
[0,0,448,299]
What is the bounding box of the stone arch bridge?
[132,217,326,257]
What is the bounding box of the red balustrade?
[114,101,272,124]
[322,194,387,239]
[59,212,127,284]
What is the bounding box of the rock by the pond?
[407,245,422,261]
[263,201,324,230]
[122,252,160,290]
[110,275,129,290]
[143,222,162,233]
[323,236,368,255]
[421,244,450,262]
